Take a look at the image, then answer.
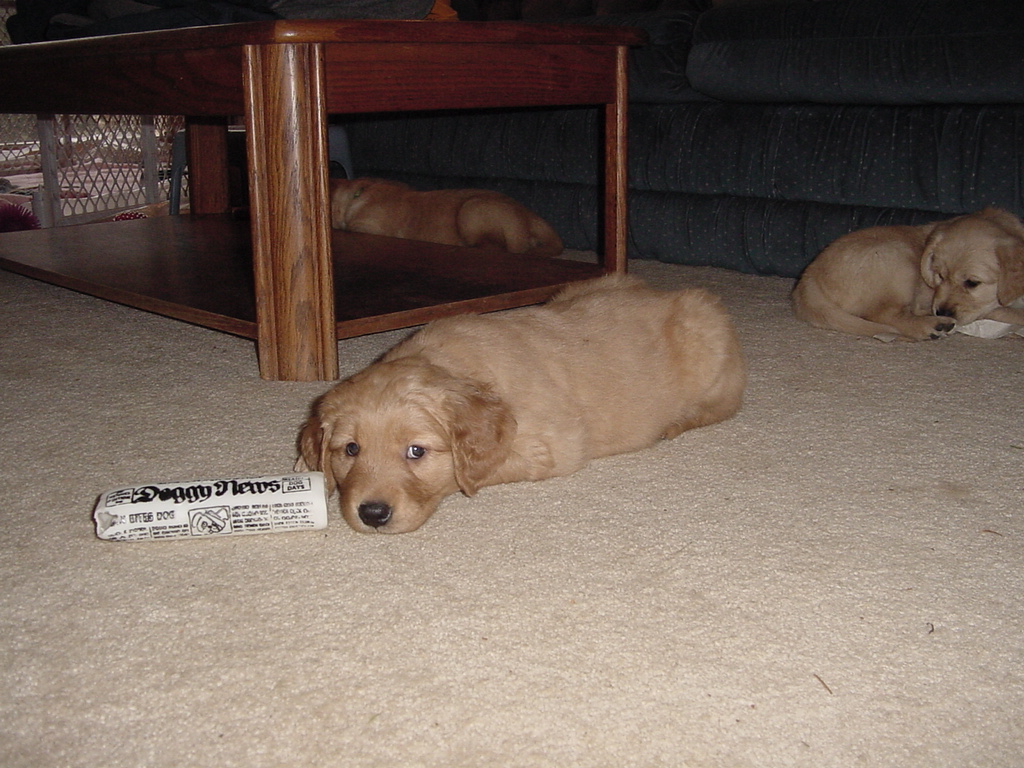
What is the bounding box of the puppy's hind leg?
[792,274,907,340]
[661,392,743,440]
[661,289,747,440]
[458,197,564,257]
[521,213,564,257]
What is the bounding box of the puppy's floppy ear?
[917,219,946,288]
[295,416,337,495]
[979,206,1024,237]
[920,228,945,288]
[920,251,941,288]
[997,241,1024,305]
[447,382,516,497]
[976,208,1024,304]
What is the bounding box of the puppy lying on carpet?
[792,207,1024,340]
[297,274,746,533]
[330,177,564,257]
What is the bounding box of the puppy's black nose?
[358,501,393,528]
[936,306,955,317]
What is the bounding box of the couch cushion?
[630,102,1024,215]
[578,9,711,102]
[348,100,1024,215]
[688,0,1024,104]
[267,0,434,18]
[470,1,714,103]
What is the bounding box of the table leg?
[603,45,630,275]
[185,118,231,214]
[244,42,338,382]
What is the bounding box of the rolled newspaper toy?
[954,319,1024,338]
[94,473,328,542]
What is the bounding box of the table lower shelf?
[0,214,605,340]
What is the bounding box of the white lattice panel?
[2,4,184,225]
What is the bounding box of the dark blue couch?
[344,0,1024,277]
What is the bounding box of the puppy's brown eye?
[345,442,360,457]
[406,445,426,460]
[964,279,980,289]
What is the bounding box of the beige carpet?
[1,257,1022,768]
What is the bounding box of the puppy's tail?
[792,274,903,340]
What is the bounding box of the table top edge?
[0,19,648,58]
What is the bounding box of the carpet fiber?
[1,257,1021,767]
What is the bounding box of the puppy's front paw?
[896,315,955,341]
[927,317,956,339]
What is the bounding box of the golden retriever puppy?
[330,177,564,257]
[297,274,746,533]
[792,208,1024,340]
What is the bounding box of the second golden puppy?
[792,207,1024,340]
[330,177,564,257]
[297,274,746,533]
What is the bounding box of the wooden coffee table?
[0,20,645,381]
